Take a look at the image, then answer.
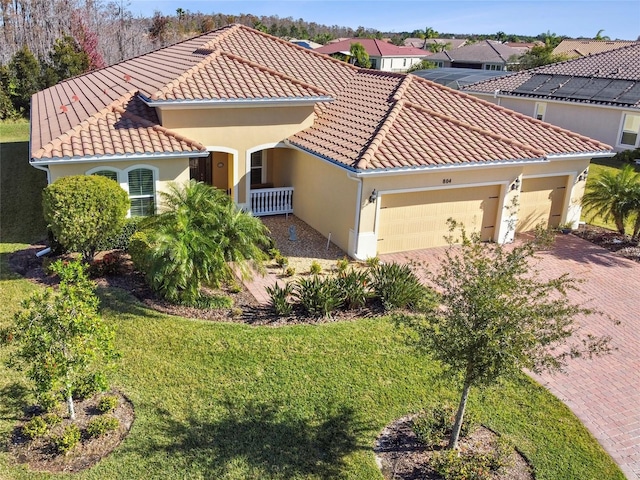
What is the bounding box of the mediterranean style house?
[30,25,612,259]
[462,43,640,152]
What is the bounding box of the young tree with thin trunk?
[394,221,612,450]
[4,260,118,420]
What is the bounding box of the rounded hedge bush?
[42,175,129,261]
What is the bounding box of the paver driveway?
[381,234,640,479]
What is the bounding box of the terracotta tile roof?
[461,43,640,108]
[32,92,205,161]
[32,24,611,169]
[315,38,429,57]
[553,39,639,58]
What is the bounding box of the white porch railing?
[250,187,294,216]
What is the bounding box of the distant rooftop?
[411,67,512,89]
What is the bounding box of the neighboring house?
[30,25,612,259]
[289,38,322,49]
[314,38,429,72]
[404,37,467,50]
[553,39,638,58]
[461,43,640,152]
[428,40,529,70]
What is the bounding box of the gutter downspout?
[347,172,363,258]
[31,162,51,184]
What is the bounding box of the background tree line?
[0,1,619,120]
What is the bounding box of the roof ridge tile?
[150,50,224,100]
[356,97,406,170]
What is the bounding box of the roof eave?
[139,94,333,109]
[30,150,209,166]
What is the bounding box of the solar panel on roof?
[534,75,572,94]
[570,78,613,100]
[609,82,640,105]
[513,74,553,94]
[591,80,635,102]
[549,77,592,98]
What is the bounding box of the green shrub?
[22,416,48,439]
[182,293,233,309]
[371,262,426,311]
[532,222,556,250]
[128,230,151,273]
[73,372,109,400]
[335,257,349,274]
[430,438,513,480]
[294,276,343,317]
[42,175,129,262]
[97,216,143,251]
[611,147,640,164]
[89,251,123,277]
[275,254,288,268]
[97,395,118,413]
[285,266,296,277]
[141,181,270,304]
[412,404,478,446]
[365,256,380,268]
[267,247,280,259]
[266,282,293,316]
[336,268,371,309]
[51,424,81,454]
[86,415,119,438]
[309,260,322,275]
[43,413,62,426]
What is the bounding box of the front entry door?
[190,155,212,185]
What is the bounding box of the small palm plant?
[141,181,271,305]
[582,164,640,239]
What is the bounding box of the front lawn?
[0,119,29,143]
[0,244,624,479]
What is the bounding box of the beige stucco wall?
[473,93,635,151]
[48,157,191,207]
[278,149,357,253]
[159,105,316,204]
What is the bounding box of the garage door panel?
[377,186,500,254]
[517,176,567,233]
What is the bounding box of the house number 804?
[442,178,452,184]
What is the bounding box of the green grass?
[0,244,624,479]
[0,119,29,143]
[0,141,48,243]
[583,157,640,231]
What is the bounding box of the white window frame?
[86,165,158,217]
[250,150,266,186]
[534,102,547,121]
[618,112,640,148]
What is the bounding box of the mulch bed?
[8,391,134,473]
[374,415,533,480]
[573,224,640,262]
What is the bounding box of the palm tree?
[594,29,611,41]
[141,181,270,304]
[582,164,640,236]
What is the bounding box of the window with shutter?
[128,168,155,216]
[92,170,118,182]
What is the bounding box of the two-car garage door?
[377,186,500,254]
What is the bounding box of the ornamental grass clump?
[293,276,343,317]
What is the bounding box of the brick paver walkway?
[382,235,640,479]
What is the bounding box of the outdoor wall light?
[510,177,521,191]
[577,168,589,182]
[369,189,378,203]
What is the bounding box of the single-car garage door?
[517,176,567,233]
[377,186,500,254]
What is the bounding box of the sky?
[127,0,640,41]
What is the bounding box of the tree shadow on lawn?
[0,382,32,423]
[133,399,371,479]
